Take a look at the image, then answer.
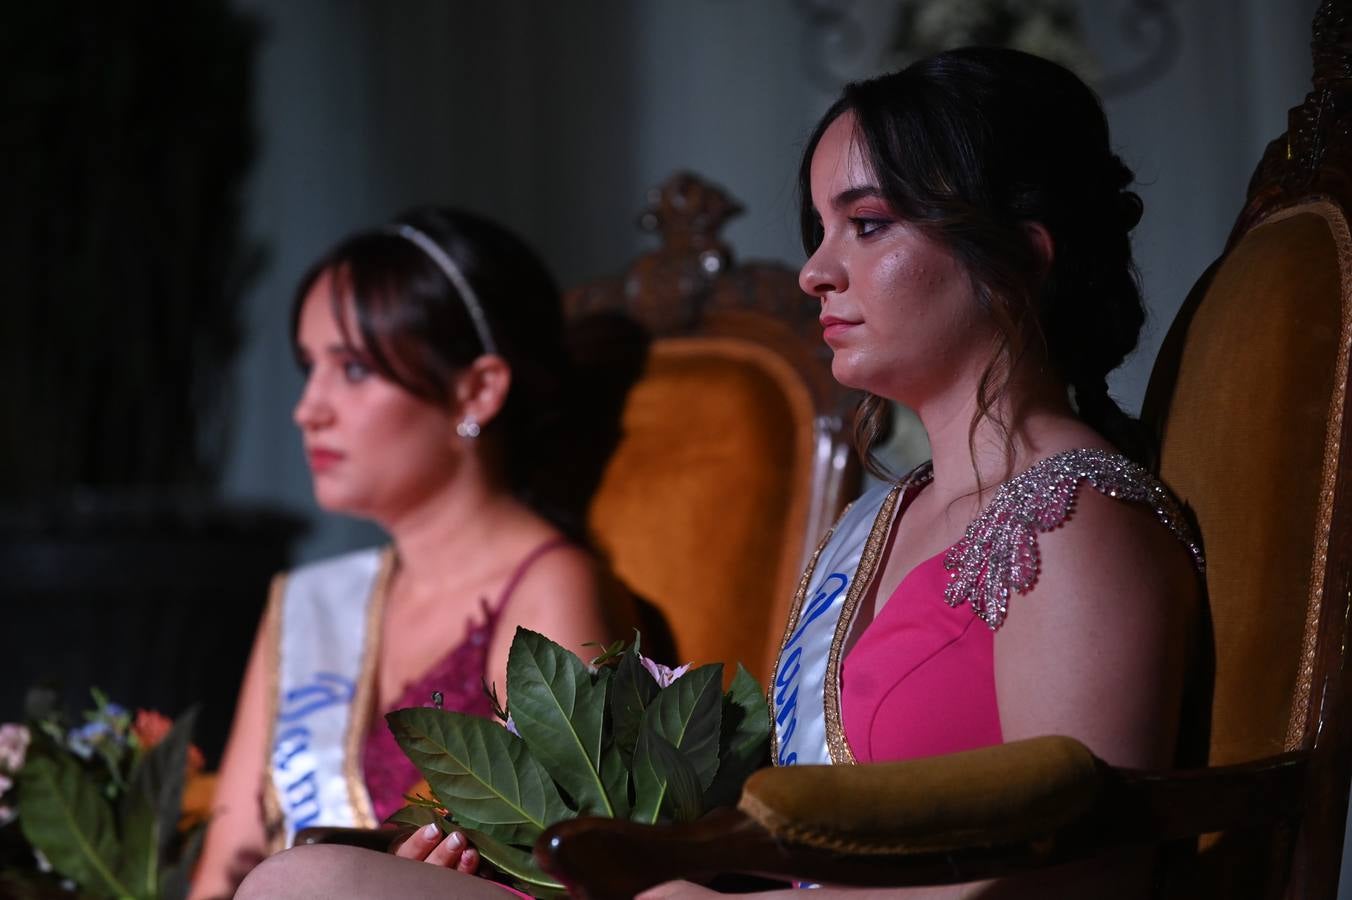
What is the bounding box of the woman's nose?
[292,374,332,430]
[799,244,845,298]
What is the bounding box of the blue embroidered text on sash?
[774,573,846,766]
[272,671,355,831]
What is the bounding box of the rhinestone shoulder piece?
[942,449,1204,630]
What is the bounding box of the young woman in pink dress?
[191,209,635,899]
[237,47,1203,898]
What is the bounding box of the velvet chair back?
[1142,8,1352,891]
[560,172,858,684]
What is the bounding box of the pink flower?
[0,773,13,826]
[132,709,172,748]
[0,724,29,773]
[132,710,205,773]
[639,655,691,689]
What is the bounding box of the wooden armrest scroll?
[293,825,407,853]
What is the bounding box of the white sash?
[770,472,920,767]
[267,548,386,846]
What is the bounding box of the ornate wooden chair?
[555,171,859,683]
[535,3,1352,898]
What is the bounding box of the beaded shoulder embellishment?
[942,448,1204,631]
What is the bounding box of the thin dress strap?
[488,536,571,618]
[360,536,573,821]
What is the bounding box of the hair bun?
[1116,190,1143,230]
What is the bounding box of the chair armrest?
[293,826,407,853]
[740,734,1102,854]
[535,736,1310,900]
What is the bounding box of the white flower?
[0,773,11,798]
[639,655,691,689]
[0,805,13,828]
[0,724,29,773]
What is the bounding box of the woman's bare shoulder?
[993,480,1201,768]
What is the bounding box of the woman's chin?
[312,488,361,517]
[829,356,874,392]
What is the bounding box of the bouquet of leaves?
[386,629,770,897]
[0,689,206,900]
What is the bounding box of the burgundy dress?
[360,538,567,821]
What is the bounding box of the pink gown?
[841,549,1002,762]
[839,452,1203,764]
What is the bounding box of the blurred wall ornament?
[796,0,1180,97]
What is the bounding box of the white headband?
[386,223,498,355]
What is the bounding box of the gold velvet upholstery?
[738,736,1101,854]
[587,338,817,681]
[1155,206,1346,768]
[562,173,858,682]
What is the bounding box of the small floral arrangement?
[0,689,207,900]
[387,629,770,897]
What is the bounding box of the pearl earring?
[456,417,481,439]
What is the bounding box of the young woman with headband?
[190,208,635,898]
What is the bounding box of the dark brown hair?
[290,207,570,511]
[799,47,1150,480]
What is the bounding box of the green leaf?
[17,754,132,898]
[125,706,198,883]
[648,732,704,823]
[451,813,541,847]
[506,629,614,816]
[159,823,205,900]
[385,805,450,830]
[631,729,702,824]
[703,664,772,809]
[609,644,657,767]
[641,663,724,790]
[387,708,568,845]
[115,785,157,899]
[118,707,200,899]
[460,827,567,899]
[597,739,630,820]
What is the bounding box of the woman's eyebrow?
[832,186,885,209]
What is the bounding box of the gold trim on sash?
[342,546,397,828]
[824,483,903,765]
[261,572,288,854]
[767,518,842,767]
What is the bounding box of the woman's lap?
[236,844,517,899]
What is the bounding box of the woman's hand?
[636,881,724,899]
[393,822,480,873]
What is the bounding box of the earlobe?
[1021,222,1055,277]
[453,354,513,430]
